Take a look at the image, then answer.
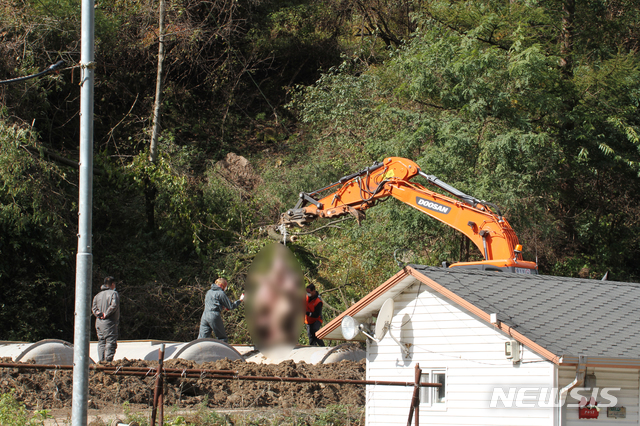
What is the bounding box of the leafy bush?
[288,0,640,279]
[0,121,76,341]
[0,390,51,426]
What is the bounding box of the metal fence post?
[70,0,95,422]
[407,363,421,426]
[151,344,165,426]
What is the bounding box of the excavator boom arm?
[280,157,536,271]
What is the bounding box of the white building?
[318,265,640,426]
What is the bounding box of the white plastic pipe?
[558,355,586,425]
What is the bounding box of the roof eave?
[404,266,562,365]
[317,267,412,340]
[318,265,563,364]
[559,355,640,369]
[319,265,640,369]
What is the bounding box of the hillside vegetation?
[1,0,639,343]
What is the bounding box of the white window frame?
[420,368,447,410]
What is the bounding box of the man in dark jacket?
[198,278,243,342]
[305,284,324,346]
[92,276,120,362]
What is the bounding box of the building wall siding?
[559,366,639,425]
[366,280,555,426]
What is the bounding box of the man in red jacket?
[304,284,324,347]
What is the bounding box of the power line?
[0,60,67,85]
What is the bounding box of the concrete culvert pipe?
[111,420,139,426]
[0,342,31,360]
[0,339,93,365]
[244,344,365,364]
[319,343,365,364]
[285,346,333,364]
[170,338,246,363]
[89,340,185,362]
[286,344,365,364]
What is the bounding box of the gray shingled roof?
[409,265,640,359]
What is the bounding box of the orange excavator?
[278,157,538,274]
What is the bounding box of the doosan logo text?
[416,197,451,214]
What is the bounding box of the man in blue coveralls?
[198,277,244,342]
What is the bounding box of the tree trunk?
[144,176,157,230]
[560,0,575,69]
[149,0,165,164]
[146,0,165,230]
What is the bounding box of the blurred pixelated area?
[246,243,304,349]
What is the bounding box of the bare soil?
[215,152,262,192]
[0,358,365,411]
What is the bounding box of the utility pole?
[71,0,95,422]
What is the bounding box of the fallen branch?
[320,298,343,314]
[21,145,104,175]
[320,282,352,296]
[292,217,355,236]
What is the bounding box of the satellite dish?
[375,298,394,340]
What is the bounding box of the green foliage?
[122,401,149,426]
[288,0,640,279]
[0,121,75,341]
[2,0,640,345]
[240,404,363,425]
[0,390,51,426]
[314,404,362,425]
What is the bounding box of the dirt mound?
[0,358,365,411]
[215,152,261,192]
